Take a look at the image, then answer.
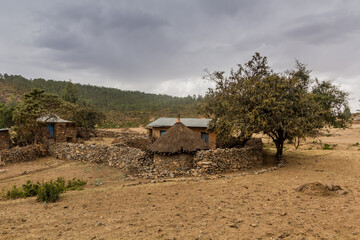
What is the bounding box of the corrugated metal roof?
[36,114,72,123]
[147,118,211,128]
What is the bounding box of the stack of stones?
[193,138,263,174]
[0,144,47,163]
[111,133,150,151]
[48,142,151,174]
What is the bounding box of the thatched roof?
[149,122,209,154]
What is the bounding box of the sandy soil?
[0,125,360,239]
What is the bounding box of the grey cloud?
[0,0,359,111]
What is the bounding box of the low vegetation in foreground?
[1,177,87,203]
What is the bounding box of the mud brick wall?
[0,130,10,150]
[55,123,77,142]
[0,144,47,163]
[194,138,263,174]
[48,142,150,173]
[39,123,77,142]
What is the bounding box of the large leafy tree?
[202,53,271,147]
[72,102,105,139]
[12,89,71,144]
[202,53,351,160]
[0,99,17,128]
[62,81,78,104]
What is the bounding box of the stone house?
[149,118,209,172]
[37,114,76,142]
[0,129,10,150]
[147,117,217,149]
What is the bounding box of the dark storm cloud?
[0,0,359,110]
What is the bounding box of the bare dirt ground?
[1,124,360,239]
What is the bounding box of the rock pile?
[194,138,263,174]
[48,142,150,174]
[0,144,47,163]
[295,182,348,196]
[111,132,150,151]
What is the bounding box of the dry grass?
[0,124,360,239]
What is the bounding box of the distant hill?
[0,74,202,127]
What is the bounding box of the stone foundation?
[153,153,194,172]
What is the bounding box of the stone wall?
[111,133,150,151]
[193,138,263,174]
[153,153,193,172]
[48,142,151,174]
[0,144,47,163]
[0,130,10,150]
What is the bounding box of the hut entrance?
[47,124,55,139]
[201,132,209,144]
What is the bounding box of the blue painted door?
[47,124,54,139]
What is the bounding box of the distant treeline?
[0,73,202,127]
[0,73,202,112]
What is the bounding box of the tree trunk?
[275,140,284,163]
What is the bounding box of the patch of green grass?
[3,177,87,203]
[323,143,333,150]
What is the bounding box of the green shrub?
[4,177,87,203]
[323,143,333,150]
[36,181,64,203]
[66,178,87,190]
[22,180,41,197]
[6,185,25,199]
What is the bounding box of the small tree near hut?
[12,89,72,145]
[202,53,351,161]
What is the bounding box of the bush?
[6,185,24,199]
[22,180,41,197]
[37,181,63,203]
[4,177,87,203]
[323,143,333,150]
[66,178,87,190]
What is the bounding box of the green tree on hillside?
[62,81,78,104]
[202,53,351,160]
[72,102,105,138]
[13,89,71,144]
[201,53,272,147]
[0,98,17,128]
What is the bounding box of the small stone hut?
[37,114,76,142]
[149,117,209,172]
[0,129,10,150]
[147,117,217,149]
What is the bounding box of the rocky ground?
[0,124,359,239]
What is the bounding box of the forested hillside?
[0,73,202,127]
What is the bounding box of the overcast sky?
[0,0,359,111]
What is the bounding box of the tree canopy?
[12,89,72,144]
[202,53,351,160]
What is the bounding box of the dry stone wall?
[0,144,47,163]
[194,138,263,174]
[48,142,151,174]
